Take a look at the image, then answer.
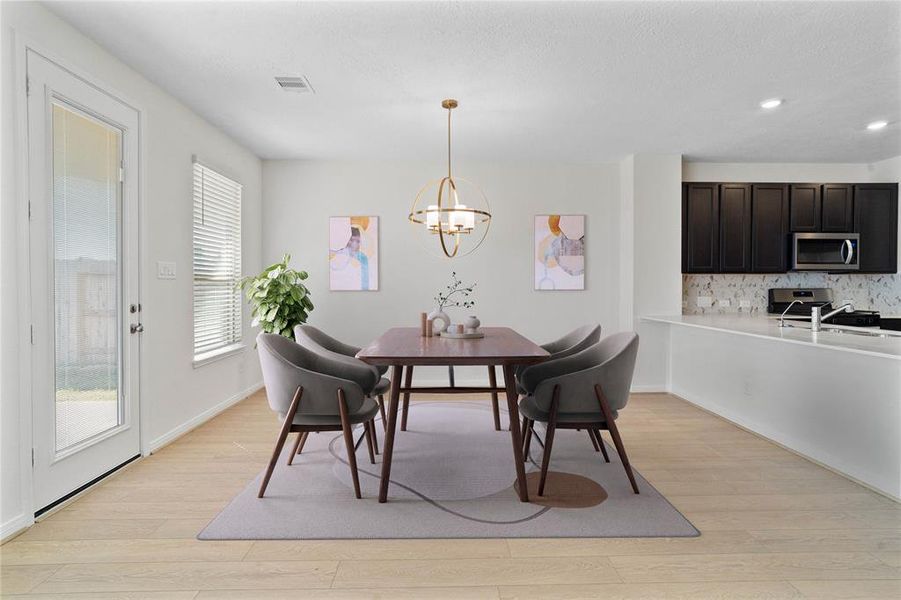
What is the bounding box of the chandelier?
[409,99,491,258]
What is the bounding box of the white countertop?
[643,314,901,360]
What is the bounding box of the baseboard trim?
[630,384,668,393]
[1,513,33,544]
[149,381,263,453]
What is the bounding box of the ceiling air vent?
[275,76,315,94]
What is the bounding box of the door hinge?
[119,164,125,183]
[30,324,34,345]
[31,448,35,467]
[25,76,30,97]
[28,201,32,220]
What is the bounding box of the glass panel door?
[28,49,141,512]
[51,102,123,452]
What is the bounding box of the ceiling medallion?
[409,99,491,258]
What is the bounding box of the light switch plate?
[697,296,713,308]
[157,261,176,280]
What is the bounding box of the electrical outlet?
[720,299,731,307]
[697,296,713,308]
[739,299,752,309]
[157,261,176,280]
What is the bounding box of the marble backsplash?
[683,273,901,316]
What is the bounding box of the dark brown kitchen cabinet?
[682,181,897,274]
[751,184,789,272]
[854,184,898,273]
[821,184,854,232]
[789,184,821,232]
[682,183,719,273]
[719,183,752,272]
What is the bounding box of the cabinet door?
[719,183,751,272]
[822,184,854,232]
[682,183,719,273]
[789,184,821,232]
[854,184,898,273]
[751,184,789,272]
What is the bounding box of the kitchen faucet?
[779,300,804,328]
[811,303,854,332]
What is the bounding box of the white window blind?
[192,162,243,362]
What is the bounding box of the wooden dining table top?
[356,327,549,366]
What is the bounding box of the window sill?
[193,343,247,368]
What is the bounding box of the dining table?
[356,326,549,503]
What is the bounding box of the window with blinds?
[192,162,243,362]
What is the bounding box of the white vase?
[464,315,481,333]
[428,309,450,333]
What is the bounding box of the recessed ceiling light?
[866,120,888,131]
[760,98,782,109]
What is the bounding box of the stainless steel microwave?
[792,233,859,271]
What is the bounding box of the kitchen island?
[644,314,901,500]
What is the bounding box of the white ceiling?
[48,1,901,163]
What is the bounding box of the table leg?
[502,364,530,502]
[378,364,404,503]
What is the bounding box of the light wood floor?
[2,391,900,599]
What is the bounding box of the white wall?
[620,154,683,390]
[682,162,873,182]
[1,2,262,537]
[262,160,620,384]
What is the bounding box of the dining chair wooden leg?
[596,384,639,494]
[338,388,362,499]
[521,417,533,461]
[364,420,376,465]
[401,365,414,431]
[287,431,306,466]
[488,366,501,431]
[538,386,560,496]
[298,432,310,454]
[377,395,387,431]
[259,386,303,498]
[379,364,404,503]
[587,428,601,452]
[595,429,610,463]
[369,419,379,454]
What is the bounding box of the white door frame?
[13,31,149,526]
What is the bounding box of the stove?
[767,288,881,327]
[828,310,881,327]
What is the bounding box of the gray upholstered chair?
[509,324,601,440]
[516,324,602,383]
[518,332,640,496]
[295,325,391,428]
[256,333,380,499]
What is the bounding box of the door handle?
[130,323,144,334]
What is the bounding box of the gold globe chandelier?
[409,99,491,258]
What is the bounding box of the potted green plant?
[239,254,313,339]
